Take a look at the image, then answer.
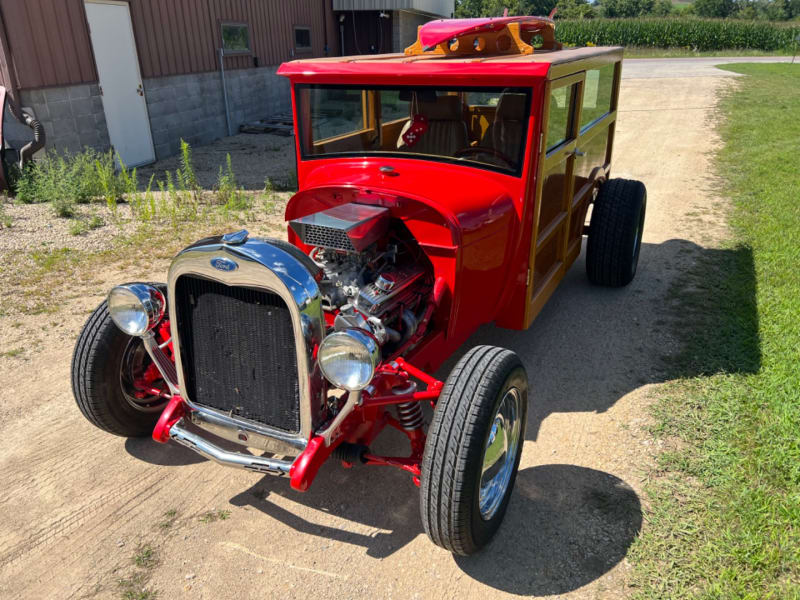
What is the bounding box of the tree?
[555,0,598,18]
[694,0,736,17]
[599,0,656,17]
[651,0,674,15]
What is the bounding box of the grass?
[117,572,155,600]
[132,544,158,568]
[623,47,792,58]
[158,508,178,531]
[198,509,230,524]
[629,64,800,598]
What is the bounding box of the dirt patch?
[0,73,734,599]
[137,132,297,191]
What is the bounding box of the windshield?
[296,85,531,176]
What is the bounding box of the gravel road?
[0,59,740,599]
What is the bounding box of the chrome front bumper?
[169,419,295,476]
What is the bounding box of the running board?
[169,419,294,476]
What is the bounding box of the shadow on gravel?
[230,442,422,559]
[438,239,760,443]
[456,464,641,595]
[124,436,206,466]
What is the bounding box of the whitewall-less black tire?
[420,346,528,555]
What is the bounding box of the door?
[85,0,155,167]
[523,59,620,327]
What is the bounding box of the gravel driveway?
[0,59,739,599]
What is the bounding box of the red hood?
[288,158,523,248]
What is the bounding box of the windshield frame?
[295,83,532,178]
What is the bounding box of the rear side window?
[546,84,576,151]
[580,63,615,131]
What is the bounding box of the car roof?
[278,46,623,86]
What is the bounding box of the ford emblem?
[210,257,238,272]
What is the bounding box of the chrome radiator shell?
[167,236,327,455]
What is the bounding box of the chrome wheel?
[479,387,522,520]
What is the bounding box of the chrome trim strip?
[167,236,326,446]
[169,420,293,476]
[189,404,306,456]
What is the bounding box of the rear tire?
[420,346,528,555]
[71,299,165,437]
[586,178,647,287]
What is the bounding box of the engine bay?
[290,203,433,358]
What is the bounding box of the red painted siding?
[0,0,333,90]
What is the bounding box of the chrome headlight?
[107,283,165,337]
[318,328,380,391]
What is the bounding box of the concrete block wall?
[144,65,290,160]
[20,83,110,154]
[392,10,433,53]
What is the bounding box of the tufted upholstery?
[483,92,527,165]
[398,95,469,157]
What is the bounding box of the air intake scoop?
[289,203,390,252]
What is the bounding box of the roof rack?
[404,16,562,57]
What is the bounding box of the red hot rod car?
[72,16,646,555]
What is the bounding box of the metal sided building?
[0,0,338,166]
[0,0,454,166]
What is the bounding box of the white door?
[85,0,155,167]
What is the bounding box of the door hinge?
[538,132,543,154]
[526,268,532,287]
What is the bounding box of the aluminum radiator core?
[289,203,390,252]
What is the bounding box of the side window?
[580,63,615,131]
[310,88,367,141]
[379,90,409,122]
[546,83,576,151]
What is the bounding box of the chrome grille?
[174,275,301,433]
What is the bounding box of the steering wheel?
[454,146,516,169]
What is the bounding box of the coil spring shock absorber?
[395,382,424,430]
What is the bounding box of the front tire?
[71,300,166,437]
[586,178,647,287]
[420,346,528,555]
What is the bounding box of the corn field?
[556,18,800,51]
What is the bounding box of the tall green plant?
[215,154,248,210]
[556,18,799,51]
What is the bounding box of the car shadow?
[438,238,760,442]
[125,433,207,466]
[455,464,641,595]
[229,430,421,559]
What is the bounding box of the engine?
[290,203,432,353]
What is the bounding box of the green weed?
[117,573,155,600]
[198,509,230,524]
[158,509,178,530]
[0,200,11,228]
[132,544,158,569]
[216,154,248,210]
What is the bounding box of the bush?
[556,17,800,51]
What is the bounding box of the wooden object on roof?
[404,16,562,57]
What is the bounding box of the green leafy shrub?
[556,18,800,51]
[14,148,141,217]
